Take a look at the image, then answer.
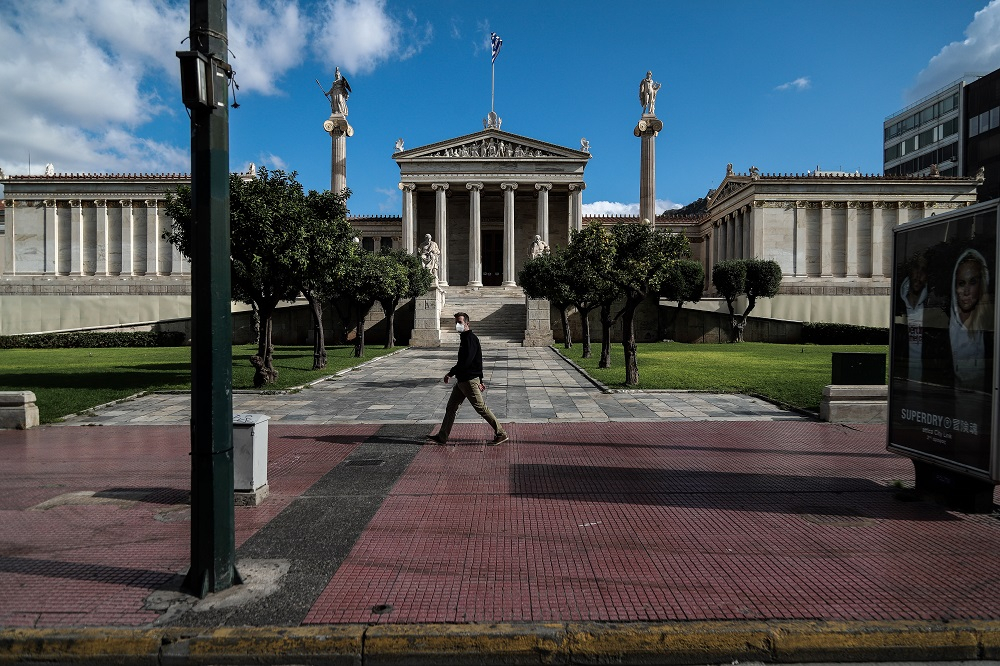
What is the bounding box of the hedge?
[0,331,187,349]
[801,322,889,345]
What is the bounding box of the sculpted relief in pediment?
[431,137,552,159]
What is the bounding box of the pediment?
[707,175,751,208]
[394,129,589,162]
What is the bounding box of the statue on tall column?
[324,66,351,116]
[638,70,661,116]
[418,233,441,281]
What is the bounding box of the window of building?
[885,144,900,161]
[944,117,959,137]
[970,115,980,137]
[362,237,375,252]
[380,237,393,250]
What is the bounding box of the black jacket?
[449,330,484,381]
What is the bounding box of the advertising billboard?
[888,200,999,481]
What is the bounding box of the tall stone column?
[44,200,57,274]
[399,182,416,253]
[568,182,586,232]
[871,201,885,278]
[535,183,552,242]
[2,199,13,275]
[121,199,134,276]
[705,229,714,290]
[794,201,807,276]
[323,115,353,195]
[95,200,109,276]
[820,201,833,277]
[146,199,160,275]
[69,199,83,275]
[845,201,858,277]
[501,182,518,287]
[634,115,664,224]
[432,183,449,286]
[735,211,744,260]
[726,215,735,260]
[467,182,484,287]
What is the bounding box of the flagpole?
[491,60,495,115]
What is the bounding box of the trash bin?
[233,413,269,505]
[831,352,886,385]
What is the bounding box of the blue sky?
[2,0,999,216]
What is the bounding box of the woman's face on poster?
[955,258,983,319]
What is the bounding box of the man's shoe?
[489,431,509,446]
[426,434,447,445]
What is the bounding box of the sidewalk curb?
[3,620,1000,665]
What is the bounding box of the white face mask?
[455,322,465,333]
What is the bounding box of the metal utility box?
[232,413,269,505]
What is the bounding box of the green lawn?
[560,341,888,412]
[0,344,399,424]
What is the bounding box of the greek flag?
[490,32,502,64]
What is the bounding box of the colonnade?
[2,198,187,276]
[398,180,585,287]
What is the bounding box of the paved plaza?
[3,346,1000,664]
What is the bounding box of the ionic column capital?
[534,182,552,192]
[94,199,107,208]
[466,182,484,191]
[568,182,586,192]
[145,199,158,209]
[68,199,82,208]
[500,182,518,191]
[398,182,417,192]
[431,182,450,192]
[43,199,56,208]
[120,199,133,208]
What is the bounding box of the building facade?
[965,68,1000,201]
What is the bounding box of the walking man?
[427,312,509,446]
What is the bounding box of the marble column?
[726,215,735,260]
[69,199,83,275]
[634,115,664,224]
[705,229,714,290]
[398,182,417,253]
[146,199,160,275]
[2,199,13,275]
[845,201,858,277]
[432,183,449,286]
[735,211,744,259]
[121,199,134,276]
[501,182,518,287]
[820,201,833,277]
[535,182,552,242]
[44,200,57,274]
[871,202,885,278]
[466,182,484,287]
[95,200,109,276]
[568,182,586,232]
[794,202,807,277]
[323,115,353,195]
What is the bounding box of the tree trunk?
[733,316,747,343]
[251,305,278,387]
[381,299,397,349]
[622,300,639,385]
[579,307,593,358]
[560,306,572,349]
[305,291,327,370]
[599,303,613,368]
[354,314,365,357]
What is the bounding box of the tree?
[564,223,618,359]
[610,222,691,385]
[376,248,434,349]
[518,248,575,348]
[659,259,705,309]
[336,249,407,357]
[298,189,356,370]
[712,258,782,342]
[164,168,344,387]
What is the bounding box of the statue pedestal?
[523,297,554,347]
[410,286,443,347]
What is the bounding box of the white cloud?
[775,77,811,92]
[375,187,400,213]
[312,0,432,75]
[907,0,1000,102]
[228,3,308,95]
[582,199,681,217]
[0,1,189,176]
[256,153,289,172]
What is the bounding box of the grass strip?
[560,341,888,412]
[0,344,399,423]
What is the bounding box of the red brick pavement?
[306,421,1000,625]
[0,425,377,628]
[4,421,1000,630]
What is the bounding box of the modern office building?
[884,67,1000,203]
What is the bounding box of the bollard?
[232,413,270,506]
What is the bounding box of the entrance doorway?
[482,230,503,286]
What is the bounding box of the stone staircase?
[439,286,527,347]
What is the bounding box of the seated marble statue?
[528,234,549,259]
[418,233,441,279]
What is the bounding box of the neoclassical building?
[392,127,591,287]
